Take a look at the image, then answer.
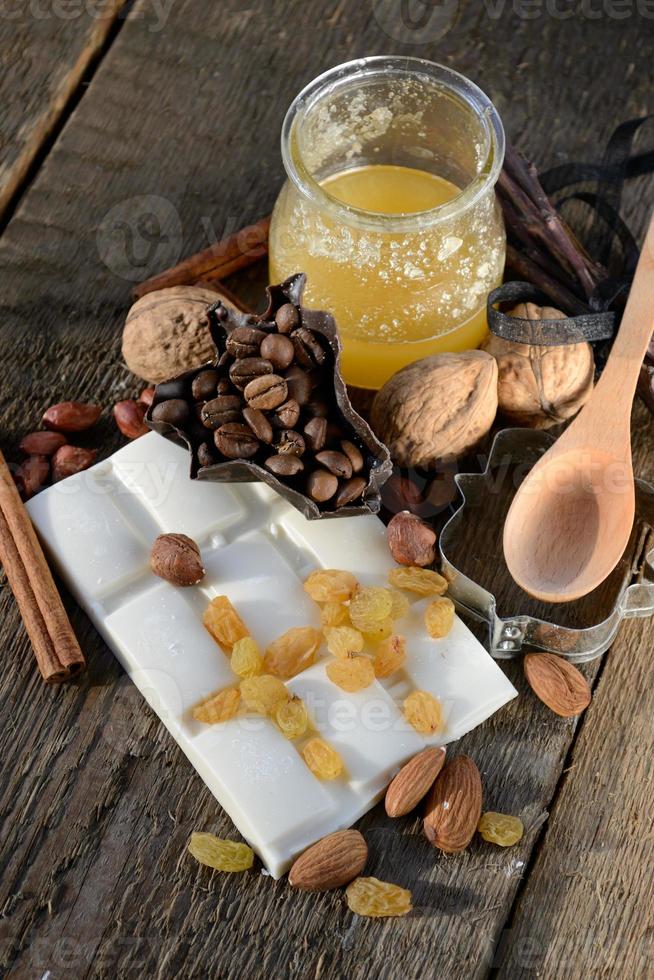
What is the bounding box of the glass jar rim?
[280,56,506,233]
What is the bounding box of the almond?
[150,533,205,586]
[113,399,149,439]
[19,431,67,456]
[51,445,97,482]
[523,652,591,717]
[138,386,156,410]
[42,401,102,432]
[288,829,367,891]
[423,755,482,853]
[385,746,446,817]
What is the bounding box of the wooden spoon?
[503,214,654,603]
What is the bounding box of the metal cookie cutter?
[440,429,654,663]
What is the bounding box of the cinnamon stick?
[133,216,271,299]
[0,450,85,682]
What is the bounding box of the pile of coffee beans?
[150,302,368,510]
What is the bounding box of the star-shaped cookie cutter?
[439,428,654,663]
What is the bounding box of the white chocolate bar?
[27,433,516,877]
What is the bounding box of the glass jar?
[269,56,506,389]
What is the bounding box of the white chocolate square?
[27,434,517,877]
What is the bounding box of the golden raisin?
[230,636,263,678]
[304,569,358,603]
[388,589,410,621]
[192,687,240,724]
[425,596,455,638]
[239,674,289,715]
[203,595,249,652]
[264,626,321,678]
[302,737,343,780]
[324,625,364,658]
[388,566,448,596]
[374,635,407,678]
[478,812,524,847]
[326,655,375,692]
[188,832,254,872]
[362,617,393,645]
[404,690,444,735]
[349,587,393,632]
[346,877,412,918]
[320,601,350,628]
[274,696,309,740]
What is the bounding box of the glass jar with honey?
[269,57,506,389]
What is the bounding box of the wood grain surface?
[0,0,127,224]
[0,2,652,977]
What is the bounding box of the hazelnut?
[387,511,437,567]
[150,533,205,587]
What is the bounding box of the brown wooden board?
[0,1,652,977]
[0,0,127,224]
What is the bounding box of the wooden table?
[1,3,652,977]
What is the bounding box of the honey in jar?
[269,57,506,389]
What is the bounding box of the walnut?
[122,285,233,383]
[481,302,594,428]
[370,351,498,466]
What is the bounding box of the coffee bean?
[243,406,273,444]
[306,469,338,503]
[272,398,300,429]
[214,423,259,459]
[151,399,190,427]
[218,350,232,368]
[276,430,305,456]
[284,366,313,406]
[226,325,268,358]
[340,439,364,473]
[201,395,242,429]
[315,450,353,479]
[260,333,295,370]
[304,416,327,452]
[335,476,367,508]
[244,374,288,411]
[192,369,220,401]
[197,442,216,467]
[155,380,188,401]
[230,357,273,390]
[275,303,300,334]
[216,378,232,396]
[291,327,327,368]
[265,454,304,477]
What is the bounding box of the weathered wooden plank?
[0,1,652,978]
[0,0,128,224]
[494,425,654,978]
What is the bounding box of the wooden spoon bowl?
[504,214,654,603]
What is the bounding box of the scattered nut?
[113,399,149,439]
[138,386,156,409]
[523,652,591,717]
[51,445,97,482]
[387,511,437,566]
[19,431,67,456]
[289,830,368,891]
[16,455,50,499]
[43,402,102,433]
[423,755,482,853]
[482,303,594,428]
[385,746,446,817]
[371,351,498,466]
[150,533,205,586]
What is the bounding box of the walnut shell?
[482,302,594,429]
[122,286,236,383]
[370,351,498,467]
